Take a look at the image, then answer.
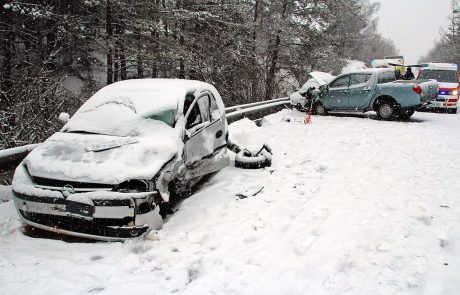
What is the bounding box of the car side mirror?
[58,112,70,125]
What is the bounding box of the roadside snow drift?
[1,110,460,294]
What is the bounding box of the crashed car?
[12,79,229,241]
[289,72,335,110]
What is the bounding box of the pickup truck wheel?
[398,109,415,119]
[377,102,395,120]
[314,102,327,116]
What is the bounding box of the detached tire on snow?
[235,147,272,169]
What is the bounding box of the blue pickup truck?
[313,68,438,119]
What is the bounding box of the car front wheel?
[314,102,327,116]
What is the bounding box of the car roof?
[77,78,224,117]
[342,68,391,75]
[332,68,391,81]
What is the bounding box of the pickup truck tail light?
[412,85,422,95]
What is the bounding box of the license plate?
[66,200,95,217]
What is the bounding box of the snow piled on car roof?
[76,78,223,117]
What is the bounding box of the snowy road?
[1,110,460,295]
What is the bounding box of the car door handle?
[341,91,348,94]
[216,130,223,138]
[363,89,371,92]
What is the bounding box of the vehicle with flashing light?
[312,68,438,120]
[11,79,230,241]
[417,63,459,114]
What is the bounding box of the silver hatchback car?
[12,79,229,241]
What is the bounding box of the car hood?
[24,131,183,185]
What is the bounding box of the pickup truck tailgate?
[394,79,438,102]
[417,79,439,101]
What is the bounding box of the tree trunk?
[137,29,144,78]
[118,24,127,80]
[106,0,113,85]
[265,0,287,99]
[251,0,260,100]
[1,9,14,100]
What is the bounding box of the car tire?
[398,108,415,119]
[314,102,327,116]
[449,108,458,114]
[235,146,272,169]
[377,102,395,120]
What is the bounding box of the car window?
[197,95,211,122]
[186,102,202,129]
[350,74,371,86]
[419,69,458,83]
[183,94,195,115]
[378,71,396,84]
[146,108,176,126]
[209,94,221,121]
[330,75,350,88]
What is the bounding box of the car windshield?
[63,102,177,137]
[419,69,457,83]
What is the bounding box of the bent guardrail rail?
[225,97,289,113]
[0,144,40,184]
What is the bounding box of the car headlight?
[451,90,459,96]
[113,180,153,193]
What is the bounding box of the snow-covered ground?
[1,110,460,295]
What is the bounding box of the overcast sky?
[372,0,452,64]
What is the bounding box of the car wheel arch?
[373,95,397,112]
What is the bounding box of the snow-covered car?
[289,72,335,110]
[12,79,229,241]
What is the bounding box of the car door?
[347,74,373,110]
[183,92,227,178]
[323,75,351,109]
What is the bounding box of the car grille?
[19,210,147,239]
[32,176,114,191]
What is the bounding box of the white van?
[418,63,459,114]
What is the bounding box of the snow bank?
[228,118,263,152]
[1,111,460,294]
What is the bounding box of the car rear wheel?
[314,102,327,116]
[377,102,395,120]
[398,109,415,119]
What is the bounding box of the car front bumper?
[12,165,162,241]
[424,95,458,109]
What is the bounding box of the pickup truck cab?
[313,68,438,120]
[418,63,459,114]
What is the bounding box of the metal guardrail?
[0,98,290,183]
[225,97,289,113]
[0,144,40,184]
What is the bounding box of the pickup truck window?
[378,71,396,84]
[330,75,350,88]
[350,74,371,86]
